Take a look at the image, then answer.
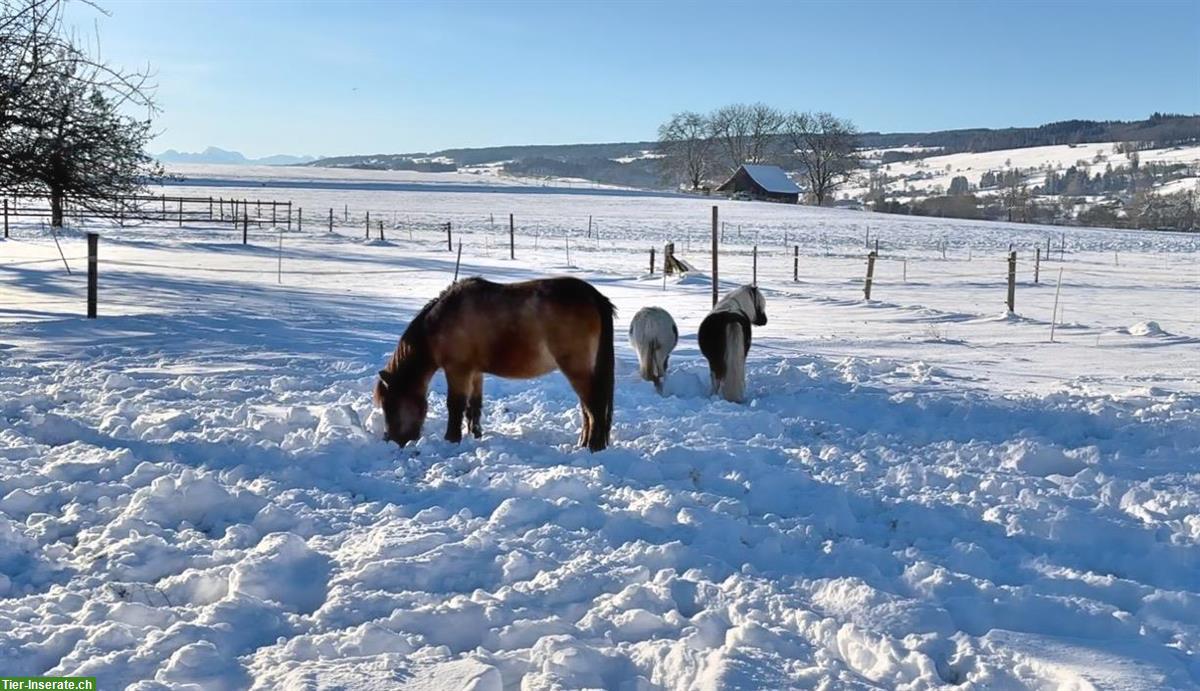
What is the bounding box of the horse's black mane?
[388,278,490,372]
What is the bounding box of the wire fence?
[1,192,295,231]
[2,203,1198,337]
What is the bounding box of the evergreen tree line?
[860,113,1200,155]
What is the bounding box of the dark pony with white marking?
[698,285,767,402]
[375,276,615,451]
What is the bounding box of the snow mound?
[1002,440,1096,477]
[1127,320,1167,337]
[230,533,331,614]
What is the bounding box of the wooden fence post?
[864,251,877,300]
[650,247,655,274]
[1059,233,1065,261]
[87,232,98,318]
[446,221,453,252]
[379,219,384,241]
[365,211,370,239]
[711,205,719,307]
[178,199,183,227]
[3,199,8,239]
[1007,250,1017,313]
[298,208,303,232]
[208,197,213,220]
[587,215,592,238]
[793,245,798,282]
[453,241,463,282]
[752,244,758,286]
[286,202,292,231]
[509,213,515,260]
[344,204,348,222]
[328,208,333,233]
[1035,247,1041,283]
[243,207,249,244]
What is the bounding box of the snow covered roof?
[731,164,800,194]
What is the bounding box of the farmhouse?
[716,164,800,203]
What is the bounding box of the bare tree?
[656,111,713,191]
[783,111,862,206]
[1,0,160,224]
[708,104,750,173]
[29,50,159,225]
[746,103,785,164]
[709,102,784,173]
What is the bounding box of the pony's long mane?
[714,285,762,321]
[375,283,466,404]
[388,300,435,370]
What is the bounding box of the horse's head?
[374,366,428,446]
[748,286,768,326]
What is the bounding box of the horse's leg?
[467,372,483,439]
[558,360,595,449]
[444,368,469,443]
[577,403,592,446]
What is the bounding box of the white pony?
[698,285,767,402]
[628,306,678,393]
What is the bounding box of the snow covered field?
[2,176,1199,689]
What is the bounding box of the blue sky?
[71,0,1200,158]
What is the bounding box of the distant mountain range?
[158,115,1199,190]
[155,147,317,166]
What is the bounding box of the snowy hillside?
[2,179,1199,689]
[851,141,1200,200]
[162,162,645,195]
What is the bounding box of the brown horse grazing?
[375,276,615,451]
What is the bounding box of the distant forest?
[860,113,1200,154]
[306,114,1200,192]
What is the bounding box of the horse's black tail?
[588,293,615,452]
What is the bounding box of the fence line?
[1,193,294,229]
[5,205,1195,337]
